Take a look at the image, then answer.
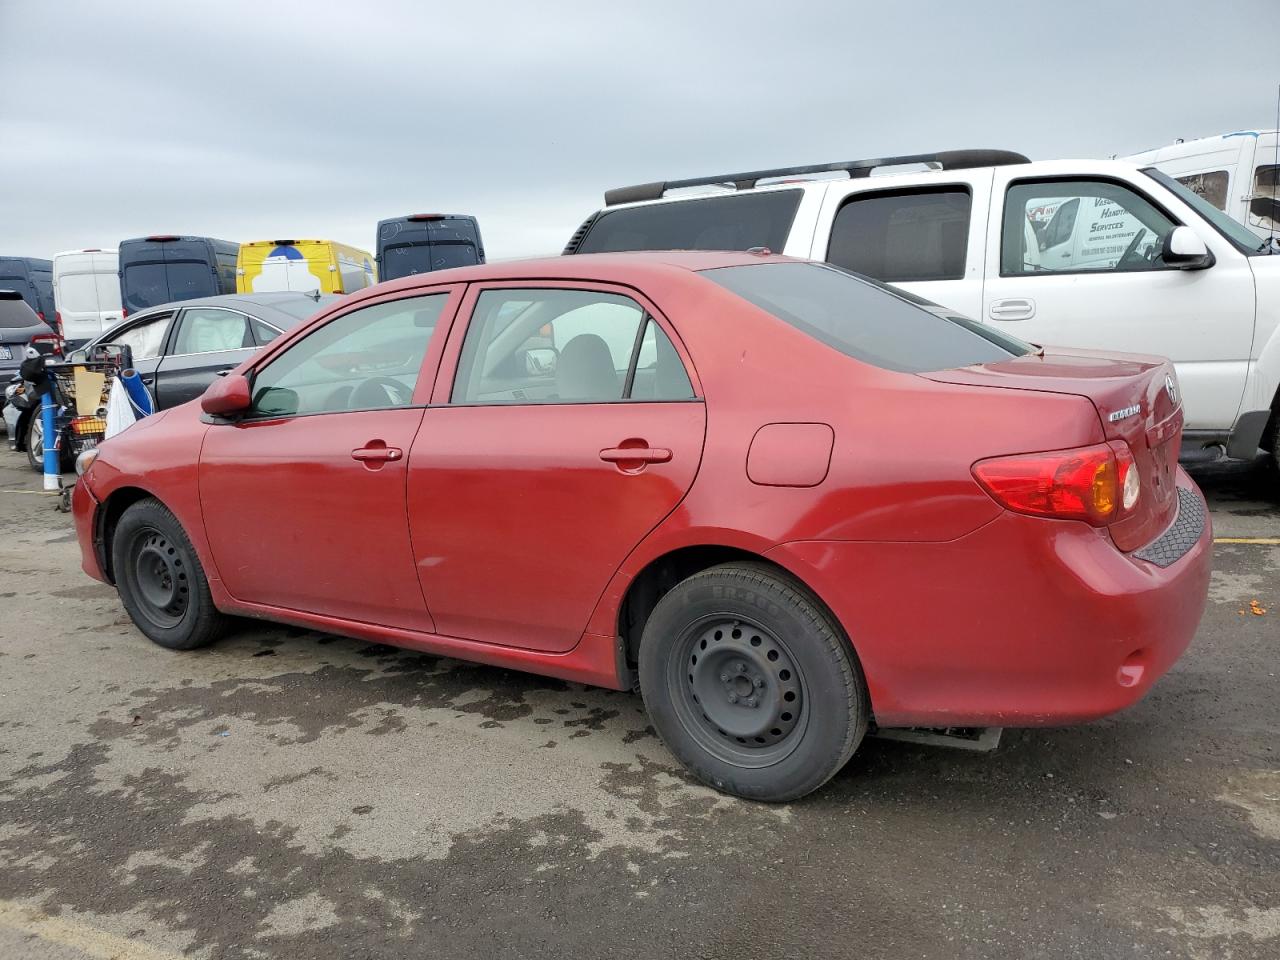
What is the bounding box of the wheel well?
[618,546,815,672]
[1264,387,1280,453]
[97,486,156,583]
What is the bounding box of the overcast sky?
[2,0,1277,262]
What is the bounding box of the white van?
[52,249,124,348]
[566,150,1280,479]
[1124,130,1279,243]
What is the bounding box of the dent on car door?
[407,283,707,653]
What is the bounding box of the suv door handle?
[989,298,1036,321]
[600,446,672,464]
[352,444,403,463]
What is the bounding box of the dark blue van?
[375,214,484,281]
[0,256,55,328]
[118,236,239,315]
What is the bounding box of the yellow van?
[236,240,377,295]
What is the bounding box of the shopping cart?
[43,343,132,511]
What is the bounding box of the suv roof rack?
[603,149,1030,206]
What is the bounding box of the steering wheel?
[1116,228,1149,268]
[347,376,413,410]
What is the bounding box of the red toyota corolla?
[72,251,1212,801]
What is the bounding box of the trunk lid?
[924,347,1183,551]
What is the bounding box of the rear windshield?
[0,298,39,328]
[122,261,215,311]
[702,261,1031,374]
[576,190,802,255]
[381,242,478,280]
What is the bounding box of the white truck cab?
[1124,130,1279,242]
[566,150,1280,473]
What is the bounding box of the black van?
[0,256,55,328]
[117,236,239,315]
[375,214,484,281]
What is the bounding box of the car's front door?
[152,306,261,408]
[408,282,707,653]
[982,172,1256,431]
[101,310,174,387]
[199,287,461,630]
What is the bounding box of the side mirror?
[1162,226,1214,270]
[201,372,251,416]
[523,347,557,376]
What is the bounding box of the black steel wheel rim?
[667,614,808,768]
[129,527,190,629]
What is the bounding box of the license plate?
[0,346,11,360]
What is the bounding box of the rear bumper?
[72,478,107,583]
[766,469,1212,728]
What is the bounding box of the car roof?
[92,292,337,346]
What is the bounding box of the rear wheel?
[24,413,43,472]
[112,498,227,650]
[638,562,868,802]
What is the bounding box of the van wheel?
[638,562,868,802]
[112,498,227,651]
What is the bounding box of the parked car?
[9,292,336,470]
[0,256,55,328]
[118,236,239,316]
[2,291,62,460]
[72,251,1211,801]
[375,213,484,281]
[53,249,124,350]
[1124,130,1279,242]
[565,149,1280,477]
[237,239,376,295]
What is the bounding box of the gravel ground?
[0,441,1276,960]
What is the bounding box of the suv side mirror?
[1162,226,1214,270]
[201,373,251,416]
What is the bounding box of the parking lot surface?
[1,446,1277,960]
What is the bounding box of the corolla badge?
[1108,404,1141,423]
[1165,373,1179,405]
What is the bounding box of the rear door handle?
[600,446,672,464]
[352,445,403,463]
[989,298,1036,321]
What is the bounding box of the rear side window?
[702,261,1028,374]
[826,188,971,282]
[576,190,802,254]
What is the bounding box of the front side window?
[575,190,802,255]
[1142,167,1267,256]
[109,314,172,361]
[172,308,252,354]
[1002,179,1178,276]
[451,288,693,404]
[249,294,446,418]
[827,187,971,282]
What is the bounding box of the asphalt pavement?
[1,443,1277,960]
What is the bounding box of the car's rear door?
[152,306,259,407]
[198,285,463,630]
[408,281,706,653]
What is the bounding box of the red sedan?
[72,251,1212,801]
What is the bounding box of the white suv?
[566,150,1280,474]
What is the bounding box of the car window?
[172,308,252,354]
[827,187,971,282]
[109,314,172,361]
[250,317,282,345]
[248,294,446,418]
[702,261,1030,374]
[1002,179,1178,276]
[575,190,802,255]
[1176,170,1230,211]
[57,273,100,311]
[451,288,693,404]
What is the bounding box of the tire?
[638,562,868,802]
[112,498,227,651]
[25,412,43,473]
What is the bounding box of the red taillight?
[54,310,63,335]
[407,213,444,222]
[29,332,63,358]
[972,442,1136,526]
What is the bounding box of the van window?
[703,261,1030,374]
[1251,163,1278,231]
[57,273,100,311]
[122,262,216,312]
[1002,179,1178,275]
[827,188,971,282]
[575,190,802,255]
[1176,171,1230,211]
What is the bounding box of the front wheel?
[112,498,227,650]
[638,562,868,802]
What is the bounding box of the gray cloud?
[1,0,1276,261]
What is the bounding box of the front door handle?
[600,446,672,464]
[989,298,1036,321]
[352,444,403,463]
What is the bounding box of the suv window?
[1003,179,1177,276]
[249,294,446,418]
[575,190,802,255]
[702,261,1030,374]
[827,187,971,282]
[172,308,252,354]
[451,288,693,404]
